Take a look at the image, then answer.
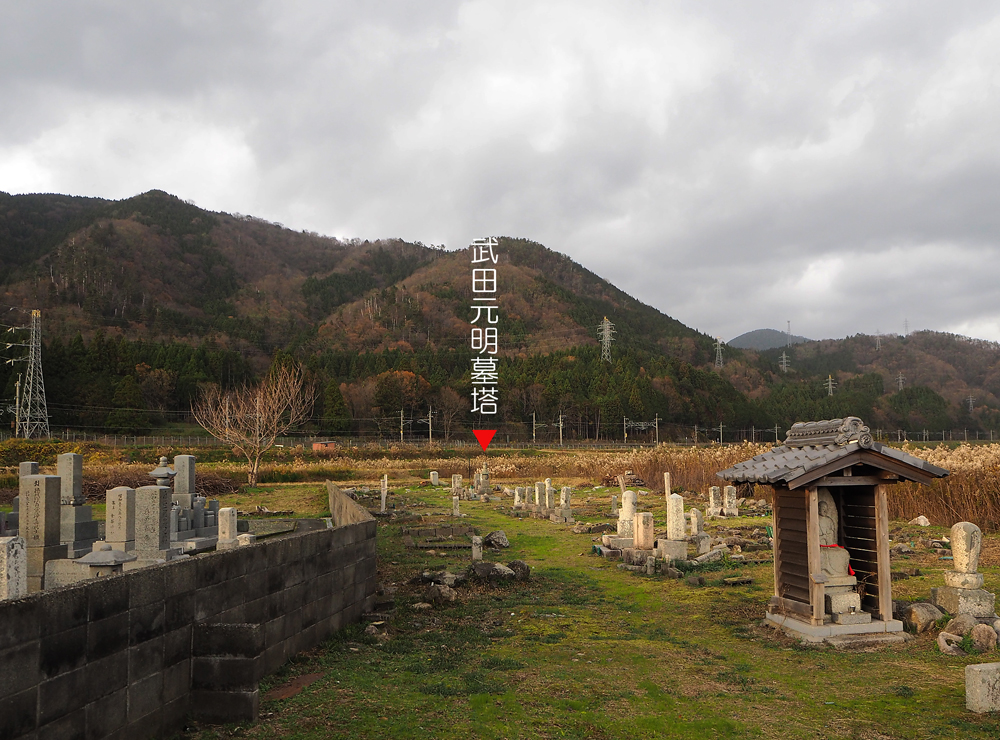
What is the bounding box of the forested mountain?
[1,189,996,441]
[729,328,812,350]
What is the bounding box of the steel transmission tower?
[896,372,905,391]
[714,337,724,369]
[968,394,976,413]
[598,317,616,363]
[825,374,836,396]
[16,310,50,438]
[779,351,790,373]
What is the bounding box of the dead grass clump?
[79,464,242,502]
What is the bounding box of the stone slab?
[657,539,688,561]
[765,612,903,642]
[932,586,997,618]
[967,662,1000,713]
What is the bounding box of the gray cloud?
[3,1,1000,341]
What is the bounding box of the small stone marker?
[430,471,439,486]
[932,521,996,618]
[0,536,27,600]
[663,471,671,498]
[666,493,685,541]
[535,482,544,507]
[513,488,523,508]
[452,496,460,517]
[452,474,462,489]
[105,487,136,551]
[708,486,721,517]
[611,494,618,517]
[689,508,704,536]
[634,512,655,550]
[472,536,483,561]
[381,475,388,513]
[966,663,1000,713]
[217,507,239,550]
[723,485,738,517]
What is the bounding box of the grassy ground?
[181,482,1000,740]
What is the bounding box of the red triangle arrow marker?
[473,429,497,451]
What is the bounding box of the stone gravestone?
[666,493,685,541]
[544,484,555,513]
[452,496,461,517]
[932,522,996,618]
[173,455,197,508]
[58,453,99,558]
[471,535,483,561]
[618,491,637,538]
[0,536,27,600]
[430,471,439,486]
[663,471,672,498]
[381,475,388,513]
[134,485,181,562]
[513,488,523,508]
[707,486,721,518]
[634,512,655,550]
[105,487,136,552]
[22,474,62,592]
[723,486,739,517]
[689,508,710,555]
[551,486,574,523]
[217,507,239,551]
[611,494,618,517]
[535,482,544,509]
[452,474,462,490]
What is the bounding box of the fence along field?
[2,436,1000,532]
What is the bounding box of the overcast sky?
[3,1,1000,343]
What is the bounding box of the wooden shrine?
[718,417,948,644]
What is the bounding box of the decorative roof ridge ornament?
[784,417,874,450]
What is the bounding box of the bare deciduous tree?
[193,365,314,486]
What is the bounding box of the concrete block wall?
[0,518,377,739]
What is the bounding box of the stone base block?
[765,612,903,643]
[831,611,871,625]
[932,586,996,618]
[694,545,727,564]
[657,539,688,561]
[44,559,91,589]
[27,544,66,591]
[825,591,862,614]
[175,536,219,554]
[945,571,985,589]
[106,540,135,552]
[602,535,633,549]
[691,533,711,555]
[549,514,574,523]
[967,662,1000,713]
[217,538,240,551]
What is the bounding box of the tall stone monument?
[22,474,62,592]
[58,453,99,557]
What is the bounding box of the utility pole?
[400,409,404,443]
[428,406,432,444]
[718,422,724,444]
[897,372,905,391]
[654,413,659,445]
[779,351,790,373]
[558,412,564,446]
[775,424,780,442]
[714,337,724,369]
[825,375,836,396]
[623,417,627,444]
[598,317,616,363]
[532,412,546,443]
[694,424,698,445]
